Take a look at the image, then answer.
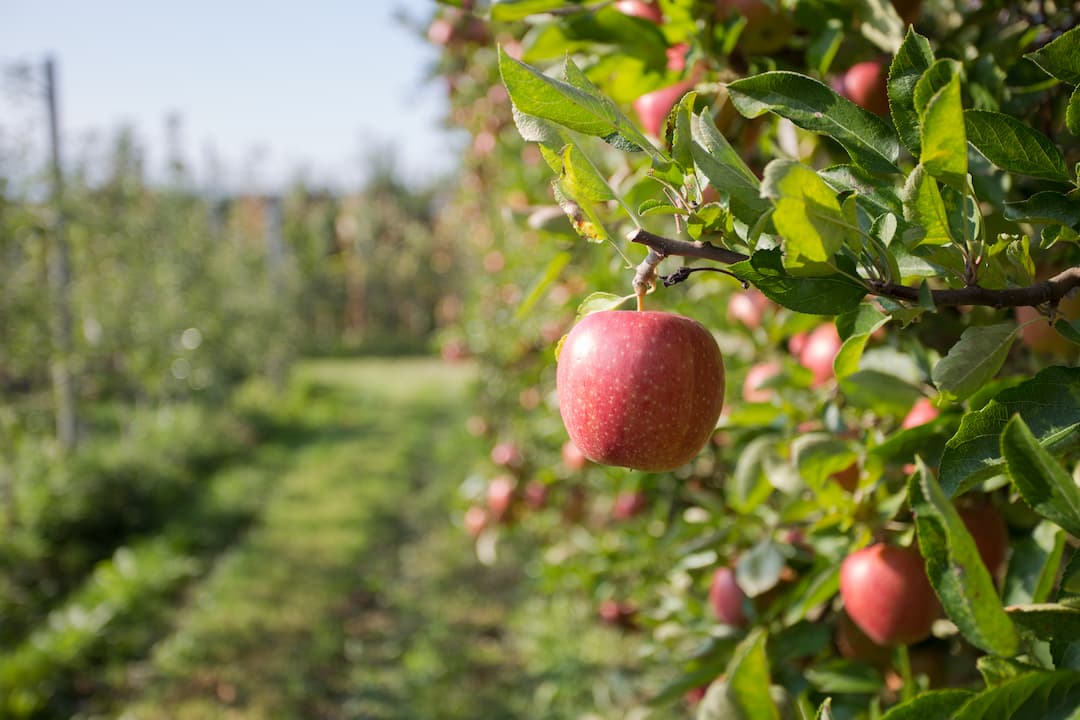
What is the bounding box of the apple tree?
[429,0,1080,717]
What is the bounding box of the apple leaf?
[1068,86,1080,137]
[938,366,1080,497]
[730,435,778,514]
[722,630,781,720]
[952,670,1080,720]
[551,180,611,243]
[804,660,883,694]
[690,108,770,227]
[560,144,615,202]
[1007,604,1080,644]
[834,302,889,378]
[491,0,568,22]
[737,538,786,598]
[728,249,866,316]
[761,160,854,271]
[498,50,664,162]
[932,323,1015,403]
[514,251,573,321]
[1003,521,1067,607]
[820,164,904,221]
[814,697,834,720]
[851,0,904,53]
[1001,415,1080,537]
[1003,190,1080,227]
[879,690,975,720]
[1024,25,1080,86]
[977,656,1046,687]
[781,563,841,625]
[920,73,968,189]
[573,291,634,323]
[888,29,936,156]
[902,164,955,247]
[965,110,1071,183]
[727,71,900,175]
[909,462,1020,657]
[913,59,961,118]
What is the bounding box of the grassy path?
[117,359,531,719]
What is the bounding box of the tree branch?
[627,228,1080,310]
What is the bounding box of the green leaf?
[515,251,573,320]
[490,0,567,21]
[1007,604,1080,643]
[1024,25,1080,85]
[814,697,834,720]
[560,144,616,201]
[782,563,841,626]
[804,659,883,694]
[965,110,1070,183]
[852,0,905,53]
[932,323,1016,403]
[729,249,867,315]
[727,71,900,175]
[574,292,634,322]
[938,366,1080,496]
[977,656,1045,687]
[730,435,779,514]
[834,303,889,378]
[820,165,904,220]
[909,464,1020,656]
[737,538,786,598]
[1068,86,1080,137]
[1003,521,1068,607]
[690,109,771,228]
[552,180,611,243]
[913,59,961,118]
[1003,191,1080,227]
[889,29,936,156]
[806,20,843,76]
[761,160,852,271]
[880,689,975,720]
[920,73,968,188]
[951,670,1080,720]
[903,164,955,247]
[498,50,663,162]
[725,630,781,720]
[1002,415,1080,537]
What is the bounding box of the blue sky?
[0,1,459,191]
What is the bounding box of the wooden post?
[45,56,78,452]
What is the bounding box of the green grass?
[80,357,651,720]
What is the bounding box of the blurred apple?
[742,361,781,403]
[464,506,488,537]
[1016,290,1080,356]
[797,324,841,386]
[487,475,516,521]
[561,439,589,471]
[612,490,649,520]
[902,397,940,429]
[614,0,662,23]
[726,289,771,328]
[633,79,697,138]
[491,441,524,469]
[840,543,938,646]
[523,480,549,510]
[835,59,890,116]
[709,566,749,627]
[666,43,690,72]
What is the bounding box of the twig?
[627,228,1080,310]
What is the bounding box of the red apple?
[726,289,771,328]
[709,566,749,627]
[486,475,516,521]
[957,498,1009,577]
[742,361,782,403]
[614,0,662,23]
[523,480,549,510]
[840,544,938,646]
[598,598,639,629]
[491,441,524,469]
[797,323,841,387]
[902,397,940,429]
[612,490,649,520]
[633,79,697,138]
[561,439,589,471]
[556,311,725,472]
[715,0,793,55]
[464,506,488,537]
[666,43,690,72]
[836,60,890,116]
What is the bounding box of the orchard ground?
[67,358,645,719]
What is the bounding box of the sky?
[0,0,460,192]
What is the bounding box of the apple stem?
[631,242,666,311]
